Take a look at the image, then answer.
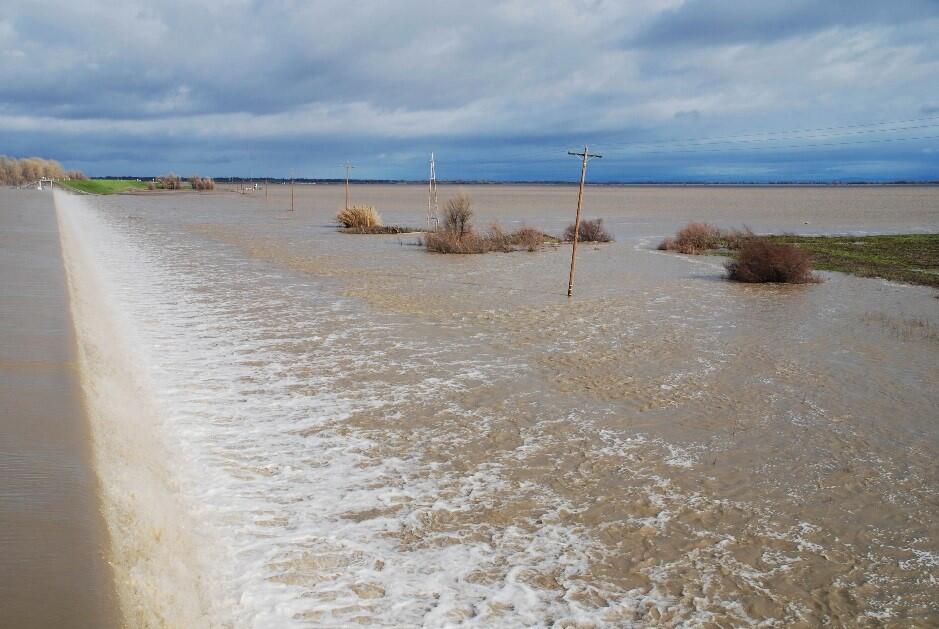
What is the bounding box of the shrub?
[725,238,818,284]
[423,224,552,254]
[188,176,215,191]
[443,192,473,236]
[720,226,754,250]
[658,222,720,253]
[147,181,156,190]
[424,230,493,254]
[337,205,381,229]
[564,218,613,243]
[159,173,181,190]
[510,227,550,252]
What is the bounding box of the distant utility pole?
[290,170,295,212]
[427,153,439,231]
[566,145,602,298]
[342,163,355,209]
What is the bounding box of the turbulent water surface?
[55,184,938,627]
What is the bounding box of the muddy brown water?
[48,184,939,626]
[0,189,119,628]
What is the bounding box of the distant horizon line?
[85,176,939,186]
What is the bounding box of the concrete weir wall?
[0,188,120,628]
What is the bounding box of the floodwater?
[0,189,119,628]
[54,184,937,627]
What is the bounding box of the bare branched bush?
[658,222,720,253]
[443,192,473,236]
[337,205,381,229]
[564,218,613,243]
[147,181,156,190]
[726,238,818,284]
[66,170,87,180]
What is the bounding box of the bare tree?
[443,191,473,237]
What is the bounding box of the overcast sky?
[2,0,939,181]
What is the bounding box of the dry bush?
[147,181,156,190]
[424,230,493,254]
[159,173,181,190]
[443,191,473,236]
[659,222,756,253]
[510,227,550,252]
[337,205,381,229]
[720,226,755,250]
[67,170,87,180]
[726,238,818,284]
[564,218,613,243]
[188,176,215,191]
[424,224,551,254]
[658,222,720,253]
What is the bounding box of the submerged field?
[765,233,939,288]
[54,184,939,626]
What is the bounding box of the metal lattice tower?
[427,153,439,231]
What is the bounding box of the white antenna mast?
[427,152,439,231]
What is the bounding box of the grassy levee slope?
[57,179,149,194]
[766,234,939,289]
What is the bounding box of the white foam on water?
[58,193,680,627]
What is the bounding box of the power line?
[602,114,939,150]
[464,114,939,163]
[607,132,939,156]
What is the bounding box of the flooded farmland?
[52,184,939,627]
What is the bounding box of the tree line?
[0,156,85,185]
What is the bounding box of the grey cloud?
[633,0,939,47]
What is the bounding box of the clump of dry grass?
[423,225,554,254]
[189,175,215,191]
[337,205,381,229]
[726,239,818,284]
[564,218,613,243]
[423,230,494,253]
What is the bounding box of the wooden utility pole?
[342,163,355,209]
[290,172,295,212]
[566,146,602,297]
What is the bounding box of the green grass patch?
[57,179,149,194]
[763,234,939,289]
